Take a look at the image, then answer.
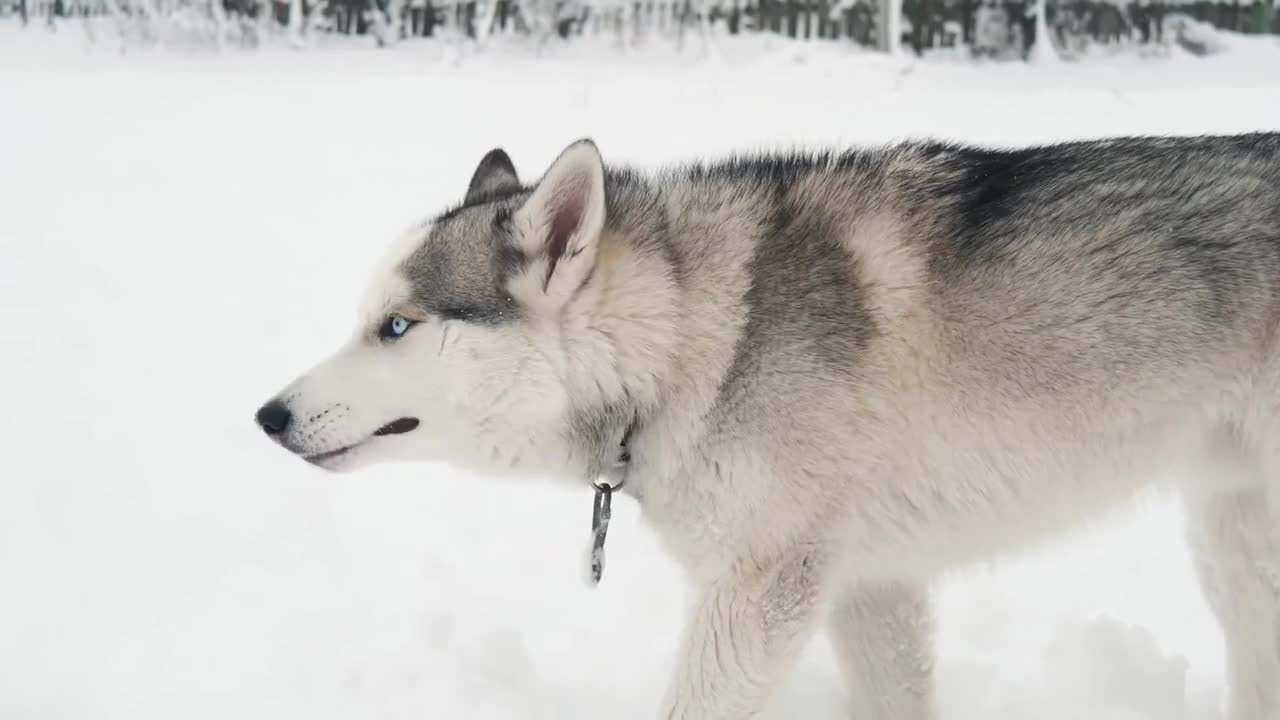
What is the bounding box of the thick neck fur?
[560,169,683,482]
[560,153,903,490]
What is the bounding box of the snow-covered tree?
[879,0,901,52]
[1028,0,1059,62]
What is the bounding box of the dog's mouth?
[373,417,420,436]
[303,417,420,466]
[305,444,359,464]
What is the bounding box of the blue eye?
[379,314,414,340]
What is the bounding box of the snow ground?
[2,24,1280,720]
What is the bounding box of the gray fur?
[401,194,528,324]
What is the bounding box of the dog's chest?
[625,447,776,581]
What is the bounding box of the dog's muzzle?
[253,398,421,454]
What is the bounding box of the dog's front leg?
[660,544,829,720]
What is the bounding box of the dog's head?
[255,140,627,480]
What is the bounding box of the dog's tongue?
[374,417,420,436]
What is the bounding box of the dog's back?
[643,134,1278,560]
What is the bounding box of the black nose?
[255,400,292,436]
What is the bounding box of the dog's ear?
[465,148,520,203]
[513,139,606,299]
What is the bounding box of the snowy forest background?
[3,0,1278,59]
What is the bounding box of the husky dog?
[256,134,1280,719]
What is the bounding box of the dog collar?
[585,419,635,587]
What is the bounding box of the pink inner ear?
[544,172,589,286]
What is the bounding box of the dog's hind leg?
[826,580,934,720]
[1186,448,1280,720]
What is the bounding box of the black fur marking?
[679,149,892,191]
[925,143,1057,267]
[918,133,1280,327]
[403,199,527,326]
[953,147,1040,238]
[714,183,876,416]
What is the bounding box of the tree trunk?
[475,0,501,43]
[1028,0,1058,61]
[210,0,228,45]
[878,0,901,52]
[903,0,922,53]
[288,0,303,43]
[256,0,271,46]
